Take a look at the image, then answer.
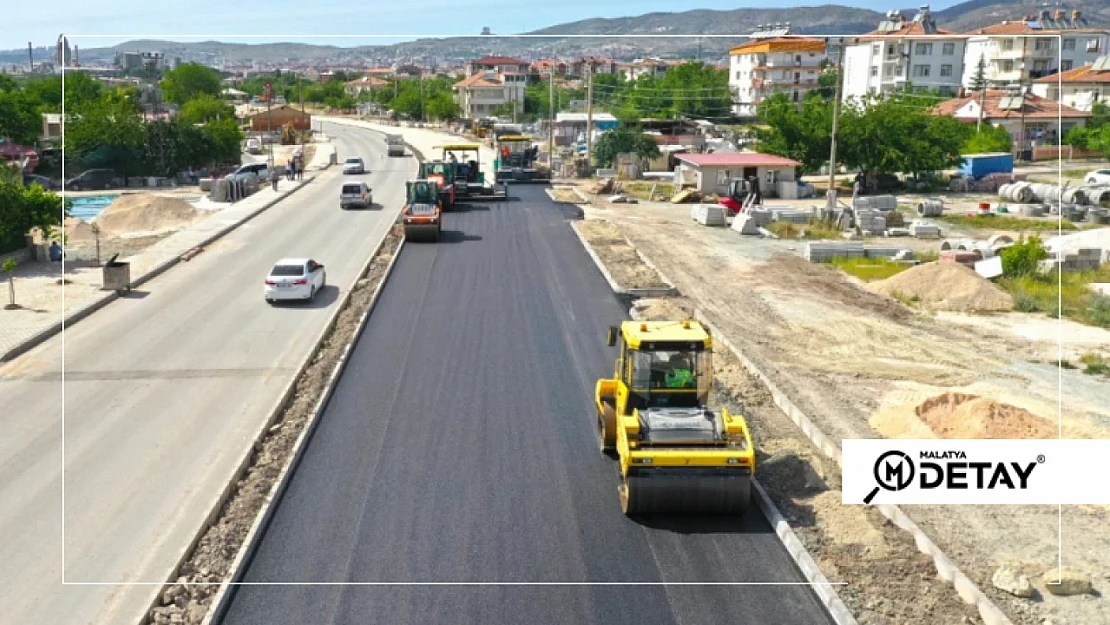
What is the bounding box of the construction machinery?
[434,143,508,201]
[417,160,458,211]
[717,177,762,216]
[595,320,755,516]
[494,135,550,183]
[401,179,443,242]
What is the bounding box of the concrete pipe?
[940,239,953,251]
[1014,184,1034,203]
[998,183,1013,200]
[916,199,944,217]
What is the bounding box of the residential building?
[961,10,1110,89]
[41,113,62,141]
[117,51,165,72]
[466,56,530,76]
[247,105,312,131]
[620,58,670,81]
[932,90,1090,150]
[675,152,801,197]
[531,59,568,77]
[728,24,826,117]
[453,70,527,119]
[570,57,619,78]
[1031,56,1110,111]
[842,6,967,101]
[345,76,389,97]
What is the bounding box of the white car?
[340,182,373,209]
[1085,169,1110,185]
[264,258,326,303]
[343,157,365,174]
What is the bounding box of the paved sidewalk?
[0,139,337,362]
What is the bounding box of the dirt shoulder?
[573,200,1110,625]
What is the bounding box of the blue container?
[68,195,119,221]
[958,152,1013,178]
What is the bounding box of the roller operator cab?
[402,179,442,243]
[417,160,458,210]
[432,144,509,202]
[596,320,755,517]
[494,135,549,183]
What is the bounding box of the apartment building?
[453,69,527,119]
[842,6,966,101]
[728,24,826,117]
[1031,55,1110,112]
[466,56,530,76]
[962,10,1109,89]
[620,58,670,81]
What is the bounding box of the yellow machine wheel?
[597,398,616,455]
[619,476,638,516]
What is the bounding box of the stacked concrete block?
[731,213,762,235]
[885,227,911,237]
[909,220,942,238]
[805,241,865,262]
[863,245,913,259]
[1014,203,1047,217]
[692,204,727,226]
[853,195,898,211]
[1087,208,1110,225]
[771,208,810,224]
[855,208,888,235]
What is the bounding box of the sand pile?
[93,194,201,236]
[868,261,1013,312]
[916,392,1055,439]
[63,218,96,244]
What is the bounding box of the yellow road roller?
[595,320,755,516]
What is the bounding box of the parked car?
[1085,169,1110,185]
[343,156,365,174]
[65,169,117,191]
[264,258,326,304]
[340,182,372,209]
[245,137,262,155]
[230,162,269,181]
[23,173,55,190]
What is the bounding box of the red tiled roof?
[472,56,528,66]
[346,76,388,87]
[677,152,801,168]
[454,72,504,88]
[932,90,1090,119]
[966,21,1105,35]
[1034,63,1110,84]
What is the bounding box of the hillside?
[2,0,1107,67]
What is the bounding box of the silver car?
[343,157,365,174]
[340,182,373,209]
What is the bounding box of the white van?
[245,137,262,154]
[340,182,372,209]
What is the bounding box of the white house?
[1031,56,1110,112]
[842,6,967,101]
[962,10,1110,89]
[453,70,526,120]
[728,24,826,117]
[620,58,670,81]
[675,152,801,197]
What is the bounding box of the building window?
[942,42,955,55]
[1034,60,1049,72]
[913,64,930,77]
[940,64,953,77]
[793,91,800,102]
[1088,39,1102,53]
[1035,38,1052,50]
[870,66,878,77]
[887,44,895,55]
[872,44,880,55]
[1063,38,1076,50]
[736,71,741,79]
[1002,60,1014,72]
[1001,39,1014,51]
[915,43,933,55]
[1062,60,1074,71]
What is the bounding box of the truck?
[386,134,405,157]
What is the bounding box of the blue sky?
[7,0,965,51]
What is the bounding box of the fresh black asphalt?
[218,185,837,625]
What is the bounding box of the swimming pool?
[67,195,119,221]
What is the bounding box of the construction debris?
[1038,247,1103,273]
[992,566,1034,599]
[884,210,907,228]
[1041,567,1093,596]
[671,188,701,204]
[868,261,1014,311]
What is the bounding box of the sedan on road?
[343,157,366,174]
[1086,169,1110,185]
[264,258,327,303]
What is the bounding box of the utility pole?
[420,73,425,121]
[266,82,274,168]
[826,38,845,214]
[585,61,594,167]
[548,69,555,167]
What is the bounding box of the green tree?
[200,118,244,166]
[177,93,236,124]
[0,74,18,93]
[754,92,832,174]
[425,92,460,121]
[817,69,839,99]
[161,62,222,105]
[22,72,104,113]
[63,95,147,177]
[963,124,1013,154]
[0,163,68,254]
[0,89,41,144]
[970,55,988,92]
[593,126,661,167]
[839,95,969,178]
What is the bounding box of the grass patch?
[1000,268,1110,328]
[1079,352,1110,376]
[830,256,914,282]
[767,218,843,240]
[619,181,674,201]
[938,214,1077,232]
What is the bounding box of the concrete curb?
[1,175,319,363]
[568,220,678,298]
[625,305,857,625]
[693,312,1014,625]
[198,233,406,625]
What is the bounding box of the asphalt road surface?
[0,122,415,625]
[219,186,836,625]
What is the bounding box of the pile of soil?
[868,261,1013,312]
[93,194,201,236]
[576,219,670,289]
[64,218,96,244]
[916,392,1055,439]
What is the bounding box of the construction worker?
[664,354,696,388]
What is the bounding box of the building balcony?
[988,47,1025,60]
